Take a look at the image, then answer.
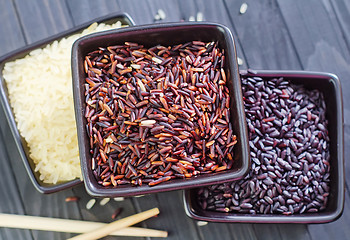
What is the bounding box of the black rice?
[196,76,330,215]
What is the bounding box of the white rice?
[3,21,124,184]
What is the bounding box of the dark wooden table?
[0,0,349,239]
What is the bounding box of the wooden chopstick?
[68,208,160,240]
[0,211,167,238]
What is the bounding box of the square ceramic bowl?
[184,70,344,223]
[71,22,251,197]
[0,12,134,194]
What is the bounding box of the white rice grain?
[113,197,125,202]
[99,198,110,206]
[86,199,96,210]
[157,9,166,20]
[197,221,208,226]
[240,3,248,14]
[237,57,244,66]
[3,21,125,184]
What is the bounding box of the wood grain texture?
[176,0,198,21]
[0,1,34,237]
[13,0,73,44]
[194,221,233,240]
[344,125,350,183]
[66,0,121,26]
[226,224,258,240]
[330,0,350,49]
[145,0,182,23]
[277,0,350,125]
[277,224,311,240]
[0,0,26,56]
[116,0,154,25]
[328,0,350,127]
[130,194,165,240]
[153,191,200,240]
[0,117,33,240]
[224,0,302,71]
[128,191,200,240]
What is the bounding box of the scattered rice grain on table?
[3,21,124,184]
[99,198,110,206]
[86,198,96,210]
[196,221,208,226]
[114,197,125,202]
[239,3,248,14]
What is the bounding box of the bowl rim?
[183,70,344,224]
[0,11,134,194]
[71,21,251,197]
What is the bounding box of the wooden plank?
[71,186,143,240]
[175,0,197,21]
[224,0,302,70]
[327,0,350,126]
[132,191,200,240]
[344,125,350,182]
[0,0,26,56]
[65,0,121,26]
[145,0,182,23]
[0,119,33,239]
[277,224,310,240]
[330,0,350,49]
[193,221,236,240]
[13,0,73,44]
[130,194,165,240]
[277,0,350,61]
[116,0,154,25]
[226,224,258,240]
[252,224,283,240]
[307,186,350,239]
[277,0,350,125]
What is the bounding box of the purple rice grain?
[196,76,330,215]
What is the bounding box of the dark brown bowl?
[0,12,134,194]
[184,70,344,223]
[71,22,251,197]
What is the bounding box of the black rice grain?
[196,76,330,215]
